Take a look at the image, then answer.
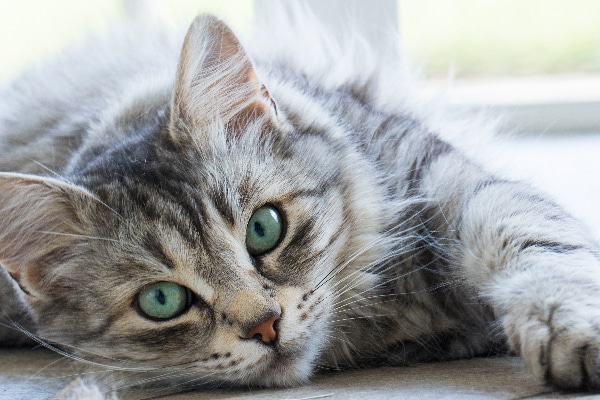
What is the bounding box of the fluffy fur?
[1,6,600,399]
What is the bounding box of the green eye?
[246,205,283,256]
[137,282,191,320]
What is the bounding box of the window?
[1,0,598,135]
[399,0,600,134]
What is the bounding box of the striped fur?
[1,9,600,399]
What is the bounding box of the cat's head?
[0,15,387,391]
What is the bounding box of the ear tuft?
[170,14,279,142]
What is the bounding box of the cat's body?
[1,10,600,398]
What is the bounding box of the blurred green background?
[0,0,253,80]
[0,0,598,81]
[401,0,600,78]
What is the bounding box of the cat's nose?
[245,313,280,345]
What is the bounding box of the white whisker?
[10,322,156,373]
[36,231,121,243]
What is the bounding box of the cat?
[1,8,600,400]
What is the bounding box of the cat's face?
[54,118,349,388]
[0,15,386,390]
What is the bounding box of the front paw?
[504,302,600,391]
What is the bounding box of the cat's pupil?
[155,290,166,305]
[254,222,265,237]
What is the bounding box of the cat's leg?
[417,146,600,390]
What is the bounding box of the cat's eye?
[246,205,284,256]
[137,281,192,320]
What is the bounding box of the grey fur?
[1,11,600,399]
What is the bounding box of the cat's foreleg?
[421,151,600,390]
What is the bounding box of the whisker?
[36,231,121,243]
[329,280,458,324]
[314,227,415,293]
[31,160,125,222]
[86,193,127,223]
[108,364,198,390]
[23,354,71,382]
[10,322,155,373]
[328,314,397,324]
[314,208,445,295]
[332,261,450,311]
[31,368,117,383]
[327,210,462,311]
[110,369,220,399]
[313,234,388,292]
[325,241,429,305]
[31,160,65,179]
[331,295,398,314]
[328,238,424,299]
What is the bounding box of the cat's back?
[0,22,182,175]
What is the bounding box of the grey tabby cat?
[1,11,600,399]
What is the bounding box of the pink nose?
[246,314,280,344]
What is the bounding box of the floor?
[2,133,600,399]
[0,348,586,400]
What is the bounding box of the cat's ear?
[170,14,280,140]
[0,173,90,297]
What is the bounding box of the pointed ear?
[0,173,90,297]
[170,14,279,141]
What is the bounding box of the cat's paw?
[503,300,600,391]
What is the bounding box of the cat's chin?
[232,343,318,388]
[251,353,314,388]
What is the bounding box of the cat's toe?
[580,345,600,390]
[505,303,600,391]
[547,332,600,390]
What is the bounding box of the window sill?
[423,74,600,135]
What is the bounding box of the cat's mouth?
[254,332,319,385]
[272,342,307,359]
[251,346,314,387]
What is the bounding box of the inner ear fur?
[0,173,91,295]
[170,14,279,141]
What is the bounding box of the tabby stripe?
[423,137,453,168]
[310,223,355,290]
[296,222,346,268]
[132,160,212,236]
[121,321,212,350]
[286,186,335,201]
[407,135,453,192]
[90,311,121,338]
[209,187,236,226]
[519,239,585,254]
[124,179,209,247]
[143,233,176,270]
[126,182,200,245]
[371,115,413,144]
[279,218,318,270]
[472,179,512,195]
